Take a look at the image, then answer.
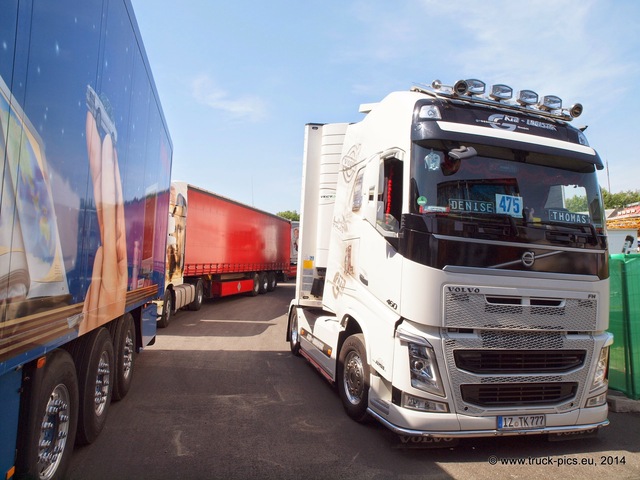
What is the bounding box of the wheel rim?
[343,350,364,405]
[94,351,111,416]
[165,296,172,321]
[38,384,71,480]
[290,316,298,346]
[122,329,134,381]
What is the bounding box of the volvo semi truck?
[159,182,291,327]
[0,1,172,478]
[287,78,612,440]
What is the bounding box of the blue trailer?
[0,1,172,478]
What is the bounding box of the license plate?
[498,415,546,430]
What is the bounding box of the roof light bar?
[419,78,583,121]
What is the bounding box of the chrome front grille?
[454,350,586,374]
[442,285,597,415]
[460,382,578,407]
[444,288,597,332]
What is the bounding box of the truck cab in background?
[288,79,612,440]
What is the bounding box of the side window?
[377,157,403,234]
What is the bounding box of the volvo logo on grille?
[522,251,535,267]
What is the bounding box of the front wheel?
[288,309,301,356]
[337,334,369,422]
[158,289,172,328]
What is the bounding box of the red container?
[181,184,291,276]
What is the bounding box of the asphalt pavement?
[67,282,640,480]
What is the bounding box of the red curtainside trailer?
[158,182,291,327]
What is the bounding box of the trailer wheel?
[258,272,268,294]
[288,309,301,356]
[75,328,114,445]
[267,272,277,292]
[112,313,136,401]
[188,279,204,311]
[158,290,173,328]
[250,273,260,296]
[337,334,369,422]
[18,350,78,480]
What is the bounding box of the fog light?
[586,392,608,408]
[402,392,449,413]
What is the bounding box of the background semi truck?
[288,79,612,440]
[0,1,172,478]
[159,182,292,327]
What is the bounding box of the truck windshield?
[410,141,604,231]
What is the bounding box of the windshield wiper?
[449,212,520,238]
[543,221,598,246]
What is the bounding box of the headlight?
[591,346,610,391]
[408,342,444,397]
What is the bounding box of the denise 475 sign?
[495,194,523,217]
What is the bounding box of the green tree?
[277,210,300,221]
[565,195,588,212]
[563,189,640,211]
[601,189,640,209]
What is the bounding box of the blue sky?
[131,0,640,215]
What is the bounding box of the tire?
[112,314,136,402]
[337,334,369,422]
[18,350,79,480]
[258,272,268,294]
[267,272,277,292]
[158,289,172,328]
[75,328,114,445]
[188,279,204,311]
[250,273,260,297]
[288,309,301,356]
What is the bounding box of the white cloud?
[191,74,267,121]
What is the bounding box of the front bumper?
[367,403,609,438]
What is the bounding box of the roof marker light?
[540,95,562,111]
[419,104,442,120]
[516,90,538,106]
[490,84,513,101]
